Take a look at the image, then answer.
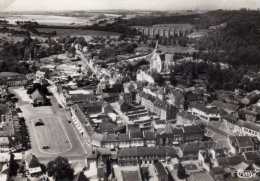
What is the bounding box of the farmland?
[36,27,121,37]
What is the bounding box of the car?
[42,146,50,150]
[35,119,45,126]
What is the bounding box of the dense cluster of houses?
[2,26,260,181]
[41,36,260,180]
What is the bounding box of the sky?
[2,0,260,11]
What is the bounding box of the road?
[12,87,89,162]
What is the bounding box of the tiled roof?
[240,121,260,132]
[154,161,167,177]
[183,125,204,135]
[218,155,245,167]
[143,131,156,140]
[187,172,215,181]
[244,151,260,162]
[118,147,176,158]
[129,130,143,139]
[177,111,196,121]
[234,136,255,148]
[211,100,239,112]
[191,103,218,115]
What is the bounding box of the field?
[36,27,121,37]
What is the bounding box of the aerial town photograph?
[0,0,259,180]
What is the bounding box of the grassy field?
[36,28,121,37]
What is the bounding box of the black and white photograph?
[0,0,260,180]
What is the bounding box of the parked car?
[35,119,45,126]
[42,146,50,150]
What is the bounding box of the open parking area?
[11,88,88,162]
[32,116,72,154]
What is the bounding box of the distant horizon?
[1,8,259,13]
[2,0,259,12]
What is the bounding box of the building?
[153,161,169,181]
[241,90,260,106]
[30,89,47,106]
[0,72,28,87]
[118,147,176,166]
[78,101,103,115]
[183,125,204,142]
[138,91,178,121]
[113,165,143,181]
[101,130,156,149]
[157,127,184,146]
[0,137,9,152]
[230,136,260,153]
[210,100,239,117]
[157,125,204,145]
[187,171,215,181]
[176,111,196,125]
[70,104,94,142]
[189,103,221,122]
[136,70,155,84]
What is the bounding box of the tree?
[151,71,165,86]
[177,163,188,179]
[9,153,19,177]
[47,157,74,181]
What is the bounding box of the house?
[0,137,9,152]
[157,127,184,146]
[189,103,221,122]
[143,131,156,147]
[0,72,28,87]
[218,155,248,176]
[187,171,215,181]
[70,104,94,140]
[120,93,134,106]
[238,121,260,140]
[230,136,260,153]
[73,172,89,181]
[152,118,167,131]
[153,98,178,121]
[181,141,215,161]
[243,106,260,124]
[113,165,142,181]
[183,125,204,143]
[241,90,260,106]
[210,167,226,181]
[68,94,97,105]
[138,91,178,120]
[25,154,42,177]
[167,90,185,110]
[176,111,196,125]
[78,101,103,115]
[117,147,177,166]
[210,100,239,117]
[101,130,156,149]
[153,161,169,181]
[243,151,260,171]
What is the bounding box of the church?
[149,43,174,74]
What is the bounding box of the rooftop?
[187,171,215,181]
[118,147,176,158]
[114,165,142,181]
